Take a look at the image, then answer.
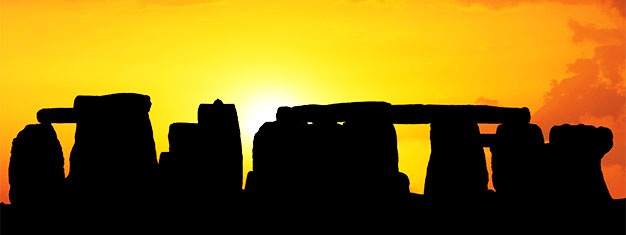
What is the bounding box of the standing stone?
[248,120,305,198]
[9,124,65,207]
[158,152,173,201]
[547,124,613,201]
[161,99,243,209]
[198,99,243,195]
[343,119,403,199]
[425,121,488,197]
[66,93,157,205]
[165,122,203,204]
[490,123,545,197]
[248,103,410,207]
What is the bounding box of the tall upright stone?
[64,93,157,205]
[165,122,203,204]
[343,115,403,199]
[9,124,65,207]
[425,121,488,198]
[160,99,243,209]
[547,124,613,201]
[490,123,545,197]
[247,117,305,199]
[198,99,243,195]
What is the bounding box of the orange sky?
[0,0,624,203]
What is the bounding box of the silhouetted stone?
[278,103,531,124]
[490,123,545,197]
[250,112,338,201]
[165,122,204,204]
[301,120,347,201]
[161,99,243,209]
[248,120,305,199]
[343,118,402,199]
[249,102,410,208]
[9,124,64,207]
[425,121,488,197]
[277,102,391,123]
[547,124,613,201]
[158,152,170,172]
[63,93,157,206]
[37,108,76,124]
[158,152,173,202]
[0,203,15,234]
[198,99,243,194]
[8,96,626,232]
[479,133,497,147]
[390,105,530,124]
[168,122,202,154]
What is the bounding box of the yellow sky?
[1,0,623,202]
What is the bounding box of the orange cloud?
[140,0,225,6]
[63,0,227,7]
[533,51,625,125]
[533,18,625,123]
[475,96,499,106]
[461,0,625,16]
[569,20,624,44]
[533,18,625,197]
[462,0,625,198]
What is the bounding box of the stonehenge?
[5,94,623,233]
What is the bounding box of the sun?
[240,93,299,139]
[229,66,310,138]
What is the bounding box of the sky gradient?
[1,0,624,203]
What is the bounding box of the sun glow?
[240,93,297,139]
[1,0,624,202]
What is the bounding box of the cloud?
[569,20,624,44]
[64,0,229,7]
[533,54,625,125]
[458,0,626,199]
[460,0,625,17]
[475,96,499,106]
[138,0,229,7]
[340,0,407,8]
[532,19,625,197]
[533,21,625,126]
[144,0,209,5]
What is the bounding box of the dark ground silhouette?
[1,93,624,234]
